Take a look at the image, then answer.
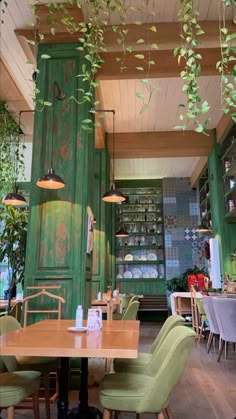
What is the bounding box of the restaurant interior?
[0,1,236,418]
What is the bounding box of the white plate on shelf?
[149,269,158,278]
[143,272,149,278]
[147,253,157,261]
[123,270,133,278]
[67,326,88,333]
[131,268,142,278]
[125,254,133,261]
[116,274,123,279]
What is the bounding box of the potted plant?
[0,205,28,312]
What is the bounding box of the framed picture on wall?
[86,211,94,254]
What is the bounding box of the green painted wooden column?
[24,43,95,320]
[91,147,112,296]
[208,132,236,277]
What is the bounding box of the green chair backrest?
[138,326,195,413]
[0,316,22,372]
[122,300,140,320]
[196,299,207,319]
[9,301,23,324]
[120,295,133,312]
[150,314,185,354]
[128,295,139,305]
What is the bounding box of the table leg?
[58,357,70,419]
[68,358,102,419]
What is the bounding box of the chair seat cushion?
[0,371,40,407]
[114,352,151,373]
[100,372,153,412]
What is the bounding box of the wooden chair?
[22,286,65,417]
[23,286,65,327]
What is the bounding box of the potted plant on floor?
[0,205,28,312]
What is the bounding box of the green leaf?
[136,67,144,71]
[41,54,51,60]
[150,43,158,50]
[136,92,145,99]
[82,119,92,124]
[135,54,145,60]
[149,26,157,32]
[139,79,149,84]
[136,39,145,44]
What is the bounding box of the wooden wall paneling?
[24,43,95,319]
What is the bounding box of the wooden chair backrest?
[23,286,65,327]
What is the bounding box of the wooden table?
[0,319,140,419]
[170,292,202,315]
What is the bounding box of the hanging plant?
[0,205,28,312]
[174,0,210,134]
[0,101,25,197]
[217,0,236,122]
[29,0,159,130]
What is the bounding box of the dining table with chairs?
[0,318,140,419]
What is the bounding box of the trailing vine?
[217,0,236,122]
[29,0,159,130]
[0,102,26,197]
[174,0,210,134]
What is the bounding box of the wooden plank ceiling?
[0,0,235,182]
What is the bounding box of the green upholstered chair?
[113,295,139,320]
[114,314,185,373]
[0,315,57,419]
[122,300,139,320]
[100,325,196,419]
[0,301,23,324]
[0,355,41,419]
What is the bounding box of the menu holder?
[87,308,102,330]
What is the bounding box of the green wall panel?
[209,129,236,277]
[115,279,166,295]
[24,43,95,320]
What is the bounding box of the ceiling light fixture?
[195,223,212,233]
[93,109,125,203]
[115,225,129,237]
[2,111,27,206]
[36,81,66,189]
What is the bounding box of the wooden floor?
[1,321,236,419]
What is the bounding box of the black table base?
[57,357,103,419]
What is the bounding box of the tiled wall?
[163,178,206,280]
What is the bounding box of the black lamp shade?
[36,168,65,189]
[2,192,27,206]
[195,223,212,233]
[115,225,129,237]
[102,184,126,203]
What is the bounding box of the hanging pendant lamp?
[94,109,125,203]
[115,225,129,237]
[2,188,26,206]
[37,81,65,190]
[195,222,212,233]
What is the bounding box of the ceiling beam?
[190,157,208,188]
[15,11,235,51]
[216,113,235,144]
[98,48,222,79]
[107,130,213,158]
[0,60,34,140]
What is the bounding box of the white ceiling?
[0,0,235,180]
